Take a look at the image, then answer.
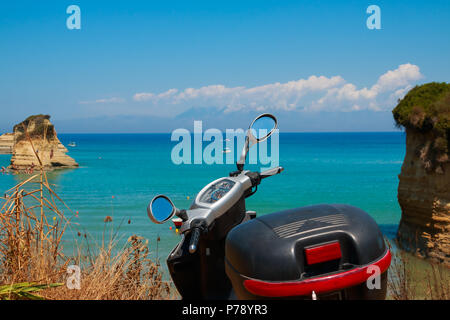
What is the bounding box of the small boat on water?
[68,142,76,147]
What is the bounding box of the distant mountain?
[50,108,398,133]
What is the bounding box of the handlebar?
[260,166,284,179]
[244,166,284,194]
[189,227,201,254]
[185,167,283,247]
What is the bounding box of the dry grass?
[387,241,450,300]
[42,234,176,300]
[0,125,177,300]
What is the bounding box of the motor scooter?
[147,114,391,300]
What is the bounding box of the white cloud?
[373,63,422,93]
[79,97,125,105]
[132,63,423,114]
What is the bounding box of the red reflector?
[304,241,341,265]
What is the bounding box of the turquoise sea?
[0,132,405,262]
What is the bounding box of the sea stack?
[393,82,450,266]
[9,115,78,171]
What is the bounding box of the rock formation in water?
[9,115,78,171]
[393,82,450,266]
[0,133,14,154]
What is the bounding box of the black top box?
[225,204,390,299]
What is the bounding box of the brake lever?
[188,219,207,254]
[189,227,201,254]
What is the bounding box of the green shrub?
[393,82,450,132]
[13,114,56,143]
[392,83,450,168]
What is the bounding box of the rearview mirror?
[237,113,278,171]
[249,114,277,142]
[147,195,177,224]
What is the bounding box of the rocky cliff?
[397,129,450,266]
[10,115,78,171]
[0,133,14,154]
[393,83,450,266]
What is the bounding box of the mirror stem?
[236,136,249,172]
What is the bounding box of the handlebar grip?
[189,228,201,254]
[260,166,284,179]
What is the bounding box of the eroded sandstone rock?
[397,129,450,266]
[9,115,78,170]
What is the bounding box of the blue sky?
[0,0,449,132]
